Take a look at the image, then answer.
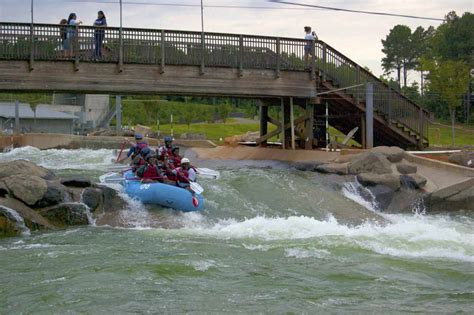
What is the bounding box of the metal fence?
[0,22,429,141]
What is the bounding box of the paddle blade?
[196,168,220,179]
[190,182,204,194]
[99,172,124,184]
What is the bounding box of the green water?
[0,147,473,313]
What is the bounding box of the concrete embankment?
[0,133,216,151]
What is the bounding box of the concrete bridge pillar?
[115,96,122,133]
[14,100,20,134]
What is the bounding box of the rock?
[425,178,474,212]
[0,181,8,197]
[333,154,360,164]
[81,187,103,212]
[0,205,29,236]
[357,173,401,191]
[371,146,405,163]
[396,162,418,175]
[34,181,68,208]
[400,174,427,189]
[0,197,56,231]
[291,161,323,172]
[448,151,474,168]
[60,178,92,188]
[315,163,349,175]
[39,203,89,228]
[224,131,260,145]
[348,152,392,175]
[0,159,55,180]
[2,175,48,206]
[367,185,395,211]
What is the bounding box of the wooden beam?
[290,97,295,150]
[259,102,268,147]
[304,101,314,150]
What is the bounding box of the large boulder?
[348,152,392,175]
[400,174,427,189]
[60,178,92,188]
[2,175,48,206]
[39,203,90,228]
[0,160,55,180]
[0,197,56,231]
[371,146,405,163]
[315,163,349,175]
[291,161,323,172]
[34,181,68,208]
[367,185,396,211]
[396,162,418,175]
[357,173,401,191]
[448,151,474,168]
[81,187,103,212]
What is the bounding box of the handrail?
[0,22,429,142]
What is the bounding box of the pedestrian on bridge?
[304,26,318,68]
[93,11,107,60]
[66,13,82,58]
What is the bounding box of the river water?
[0,147,473,313]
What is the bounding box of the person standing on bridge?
[304,26,318,68]
[66,13,82,58]
[93,11,107,60]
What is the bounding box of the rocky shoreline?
[0,160,126,237]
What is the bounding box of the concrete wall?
[0,118,74,134]
[85,95,110,127]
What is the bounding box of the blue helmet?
[140,147,151,157]
[135,133,143,140]
[164,136,173,143]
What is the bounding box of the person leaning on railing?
[65,13,82,58]
[304,26,318,69]
[93,11,107,60]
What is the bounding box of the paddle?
[106,166,220,180]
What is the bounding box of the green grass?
[428,123,474,147]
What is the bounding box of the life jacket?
[169,153,182,168]
[158,145,173,161]
[131,155,146,171]
[137,164,164,181]
[174,167,189,183]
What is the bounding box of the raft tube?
[122,171,204,212]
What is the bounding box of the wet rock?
[0,205,29,237]
[370,146,405,163]
[0,181,8,197]
[448,151,474,168]
[2,175,48,206]
[357,173,401,191]
[396,162,418,175]
[292,161,323,172]
[39,203,89,228]
[333,154,360,164]
[34,181,68,208]
[0,159,55,180]
[82,187,103,212]
[315,163,349,175]
[101,185,127,210]
[400,174,427,189]
[348,152,392,175]
[0,197,56,231]
[367,185,395,211]
[425,178,474,212]
[60,178,92,188]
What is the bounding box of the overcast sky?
[1,0,472,81]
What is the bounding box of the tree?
[381,25,412,87]
[424,59,470,146]
[217,104,231,123]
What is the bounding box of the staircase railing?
[0,22,429,142]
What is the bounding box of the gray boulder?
[60,178,92,188]
[0,197,56,231]
[357,173,401,191]
[400,174,427,189]
[448,151,474,168]
[39,203,90,228]
[81,187,103,212]
[2,175,48,206]
[371,146,405,163]
[291,161,322,172]
[396,162,418,175]
[367,185,396,211]
[315,163,349,175]
[0,159,55,180]
[348,152,392,175]
[0,205,29,237]
[34,181,68,208]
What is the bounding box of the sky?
[1,0,472,81]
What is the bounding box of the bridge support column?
[304,101,315,150]
[365,82,374,149]
[282,98,291,149]
[116,96,122,133]
[259,101,268,147]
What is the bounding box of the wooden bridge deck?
[0,22,429,149]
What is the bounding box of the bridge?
[0,22,430,149]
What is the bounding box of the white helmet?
[181,158,190,164]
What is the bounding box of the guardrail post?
[322,42,327,81]
[118,26,123,72]
[29,23,34,70]
[239,35,244,77]
[160,30,165,74]
[419,108,424,144]
[276,38,281,78]
[200,32,205,75]
[74,25,79,71]
[311,40,316,80]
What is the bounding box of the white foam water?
[0,206,31,236]
[0,146,116,170]
[173,214,474,263]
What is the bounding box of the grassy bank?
[428,123,474,147]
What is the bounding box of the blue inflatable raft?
[122,171,204,212]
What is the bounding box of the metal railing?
[0,22,428,142]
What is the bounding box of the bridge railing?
[0,22,428,142]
